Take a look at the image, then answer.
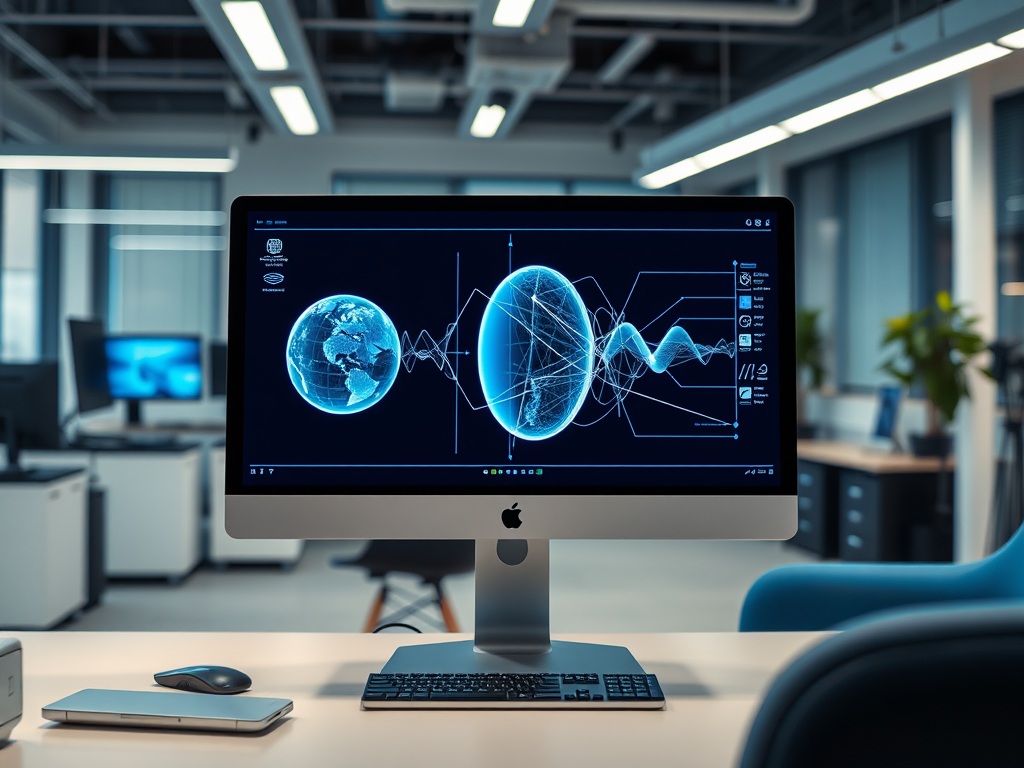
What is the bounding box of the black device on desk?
[69,318,114,416]
[154,665,252,694]
[210,341,228,397]
[224,195,798,707]
[0,362,61,478]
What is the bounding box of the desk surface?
[0,631,825,768]
[798,439,952,474]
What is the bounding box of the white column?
[952,68,997,562]
[756,146,785,197]
[58,171,94,416]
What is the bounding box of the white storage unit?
[208,445,303,566]
[23,445,203,582]
[0,470,88,629]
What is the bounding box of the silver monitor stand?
[380,540,645,674]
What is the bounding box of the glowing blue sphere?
[286,295,400,414]
[477,266,594,440]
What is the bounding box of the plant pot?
[909,433,952,458]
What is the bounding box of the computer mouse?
[154,666,252,695]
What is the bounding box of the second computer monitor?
[105,336,202,424]
[69,318,114,415]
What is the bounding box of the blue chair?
[739,602,1024,768]
[740,523,1024,631]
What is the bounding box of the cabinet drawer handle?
[847,485,864,499]
[799,473,813,487]
[847,534,863,549]
[847,510,863,524]
[799,497,812,510]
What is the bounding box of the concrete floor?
[63,540,816,633]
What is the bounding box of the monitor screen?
[69,318,114,414]
[228,197,795,499]
[105,336,202,401]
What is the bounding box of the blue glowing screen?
[106,337,202,400]
[238,207,790,490]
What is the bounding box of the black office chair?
[331,540,475,633]
[739,602,1024,768]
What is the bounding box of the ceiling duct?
[383,0,815,26]
[384,72,447,112]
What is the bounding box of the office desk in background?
[796,440,953,562]
[0,631,825,768]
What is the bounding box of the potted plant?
[796,307,826,439]
[880,291,991,457]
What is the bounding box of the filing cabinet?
[838,470,945,561]
[793,459,839,557]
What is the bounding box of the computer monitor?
[225,196,797,673]
[210,341,228,397]
[105,336,202,424]
[0,362,61,475]
[69,318,114,415]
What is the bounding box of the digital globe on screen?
[286,294,401,414]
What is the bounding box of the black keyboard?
[360,672,665,709]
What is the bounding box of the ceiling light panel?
[694,126,790,170]
[780,89,882,134]
[44,209,227,226]
[221,1,288,71]
[0,145,237,173]
[270,86,320,135]
[872,42,1011,100]
[638,158,703,190]
[492,0,537,27]
[470,104,507,138]
[997,29,1024,49]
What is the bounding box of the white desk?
[0,471,88,629]
[0,631,826,768]
[23,447,203,582]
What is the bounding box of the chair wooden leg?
[362,585,387,633]
[438,591,460,633]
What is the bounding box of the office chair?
[331,540,475,633]
[740,519,1024,631]
[739,603,1024,768]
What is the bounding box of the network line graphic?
[285,235,738,450]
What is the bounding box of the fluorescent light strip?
[270,86,319,135]
[470,104,506,138]
[639,38,1019,189]
[1002,282,1024,296]
[221,1,288,71]
[873,43,1010,100]
[0,154,236,173]
[998,29,1024,49]
[45,209,227,226]
[493,0,537,28]
[780,89,882,134]
[111,235,227,251]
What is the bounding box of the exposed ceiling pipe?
[556,0,816,25]
[386,0,816,26]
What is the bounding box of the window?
[104,174,222,339]
[0,169,42,362]
[996,91,1024,338]
[790,120,952,391]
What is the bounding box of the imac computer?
[225,196,797,688]
[105,336,203,424]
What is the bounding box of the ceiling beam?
[0,13,838,45]
[596,33,656,85]
[189,0,333,135]
[0,23,113,119]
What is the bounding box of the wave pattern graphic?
[600,323,735,372]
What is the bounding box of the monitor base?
[381,639,645,675]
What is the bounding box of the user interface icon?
[739,334,752,347]
[739,295,752,310]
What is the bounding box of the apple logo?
[501,502,523,529]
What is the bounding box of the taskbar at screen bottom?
[241,463,782,488]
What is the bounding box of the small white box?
[0,638,22,745]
